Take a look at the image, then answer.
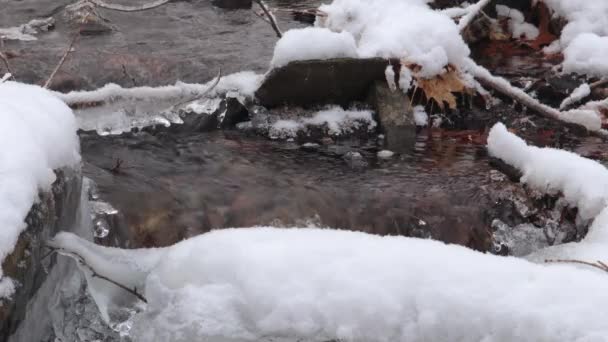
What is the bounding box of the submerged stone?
[211,0,252,9]
[255,58,389,108]
[367,81,416,153]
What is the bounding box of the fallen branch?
[44,33,79,89]
[90,0,170,12]
[254,0,282,38]
[458,0,492,32]
[468,60,608,136]
[46,245,148,303]
[545,259,608,273]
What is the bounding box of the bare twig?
[590,78,608,90]
[47,245,148,303]
[171,68,222,109]
[89,0,170,12]
[0,38,12,78]
[254,0,282,38]
[545,259,608,273]
[458,0,492,32]
[44,33,79,89]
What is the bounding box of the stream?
[4,0,608,341]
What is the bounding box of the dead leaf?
[415,66,468,110]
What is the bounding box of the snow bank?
[311,0,470,78]
[268,106,376,139]
[51,227,608,342]
[542,1,608,77]
[0,82,80,298]
[487,122,608,221]
[488,122,608,266]
[270,28,358,68]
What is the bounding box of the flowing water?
[4,0,607,341]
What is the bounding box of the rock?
[211,0,252,9]
[255,58,389,108]
[367,81,416,153]
[220,95,250,129]
[0,170,82,340]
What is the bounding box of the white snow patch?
[542,1,608,77]
[51,227,608,342]
[316,0,470,78]
[269,106,376,139]
[270,27,358,68]
[398,67,413,93]
[377,150,394,159]
[559,83,591,110]
[487,122,608,222]
[413,105,428,126]
[0,82,80,298]
[384,66,397,91]
[563,33,608,77]
[495,5,539,40]
[0,17,54,41]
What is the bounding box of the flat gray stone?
[255,58,389,108]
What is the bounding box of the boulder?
[255,58,389,108]
[367,81,416,152]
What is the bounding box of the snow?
[315,0,470,78]
[542,1,608,77]
[413,105,428,126]
[268,106,376,139]
[0,82,80,298]
[487,122,608,222]
[270,27,358,68]
[377,150,394,159]
[51,226,608,342]
[563,33,608,77]
[495,5,539,40]
[487,122,608,269]
[55,71,262,105]
[559,83,590,110]
[384,66,397,91]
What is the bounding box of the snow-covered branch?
[457,0,492,31]
[468,60,607,135]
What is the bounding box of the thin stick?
[171,68,222,109]
[458,0,492,32]
[90,0,170,12]
[254,0,282,38]
[47,246,148,303]
[545,259,608,273]
[0,38,12,78]
[44,33,79,89]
